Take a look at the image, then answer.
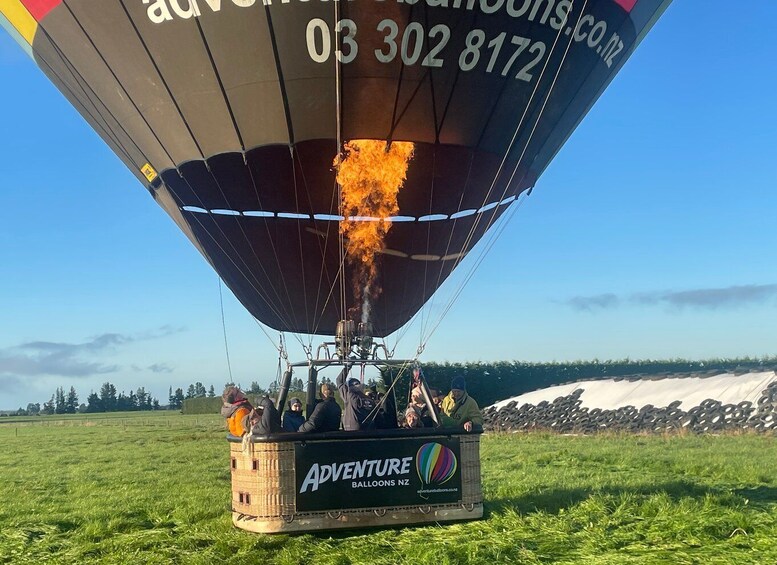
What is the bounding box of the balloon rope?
[404,1,581,351]
[293,150,337,346]
[40,3,170,172]
[187,8,302,330]
[420,153,478,341]
[422,192,528,347]
[362,360,415,427]
[193,17,246,151]
[219,278,235,382]
[32,41,140,172]
[193,17,313,351]
[242,161,305,329]
[115,1,207,159]
[417,1,671,356]
[417,0,590,350]
[52,1,296,332]
[123,1,299,329]
[334,0,348,333]
[290,150,311,333]
[444,0,589,282]
[202,158,301,330]
[418,148,436,347]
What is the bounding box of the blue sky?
[1,2,776,410]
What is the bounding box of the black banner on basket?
[294,437,462,511]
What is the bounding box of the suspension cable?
[218,278,234,382]
[334,0,347,330]
[362,359,415,426]
[413,0,590,351]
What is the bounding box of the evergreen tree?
[168,388,185,409]
[55,387,66,414]
[26,403,41,415]
[248,381,266,395]
[186,384,196,399]
[168,386,174,406]
[290,377,304,392]
[208,385,215,398]
[194,382,207,397]
[65,387,78,414]
[42,395,55,415]
[136,387,151,410]
[116,392,130,411]
[86,391,103,413]
[100,382,118,411]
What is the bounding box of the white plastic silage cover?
[490,371,777,411]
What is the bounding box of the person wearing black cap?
[336,367,377,431]
[440,375,483,432]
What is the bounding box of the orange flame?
[335,139,415,324]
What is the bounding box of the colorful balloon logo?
[416,443,458,485]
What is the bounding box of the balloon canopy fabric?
[2,0,671,337]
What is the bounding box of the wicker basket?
[230,431,483,533]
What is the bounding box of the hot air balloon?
[2,0,671,533]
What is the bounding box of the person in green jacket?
[440,375,483,432]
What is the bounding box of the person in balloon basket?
[408,385,436,428]
[221,386,254,436]
[250,396,282,436]
[440,375,483,432]
[337,367,377,431]
[298,383,342,433]
[402,405,423,429]
[430,388,445,411]
[282,397,305,432]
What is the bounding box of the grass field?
[1,413,775,564]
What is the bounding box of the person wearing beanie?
[336,366,377,431]
[441,375,483,432]
[282,397,305,432]
[402,405,423,429]
[298,383,342,433]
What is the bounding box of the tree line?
[7,356,775,416]
[412,357,777,407]
[11,381,234,416]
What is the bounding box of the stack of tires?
[483,378,777,434]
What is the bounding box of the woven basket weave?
[230,434,483,533]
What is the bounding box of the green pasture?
[1,413,775,564]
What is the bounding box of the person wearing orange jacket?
[221,386,253,436]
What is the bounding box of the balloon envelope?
[1,0,670,336]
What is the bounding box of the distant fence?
[181,394,291,414]
[0,413,222,430]
[182,397,223,414]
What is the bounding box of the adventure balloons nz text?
[143,1,627,71]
